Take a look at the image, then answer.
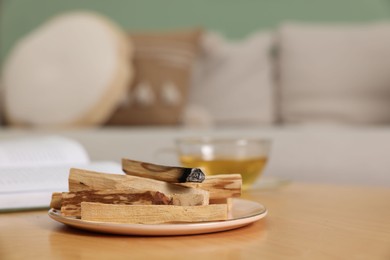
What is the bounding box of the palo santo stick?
[81,202,228,224]
[68,168,209,206]
[209,198,233,216]
[51,190,212,217]
[122,158,205,183]
[59,190,172,217]
[50,192,62,209]
[179,174,242,200]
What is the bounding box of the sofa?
[1,0,390,187]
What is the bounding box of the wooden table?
[1,182,389,259]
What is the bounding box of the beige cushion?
[278,22,390,125]
[186,31,275,127]
[1,11,132,127]
[106,28,202,126]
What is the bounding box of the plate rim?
[48,198,267,235]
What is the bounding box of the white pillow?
[279,22,390,125]
[1,12,132,127]
[185,31,275,127]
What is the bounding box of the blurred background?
[1,0,390,186]
[2,0,390,61]
[1,0,390,129]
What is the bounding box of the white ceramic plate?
[48,198,267,236]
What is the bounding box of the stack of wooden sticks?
[50,158,242,224]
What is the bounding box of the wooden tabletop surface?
[1,182,389,260]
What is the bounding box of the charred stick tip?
[179,168,205,183]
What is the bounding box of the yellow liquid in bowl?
[179,155,268,189]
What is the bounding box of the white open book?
[0,135,123,211]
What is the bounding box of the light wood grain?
[1,182,389,260]
[81,202,228,224]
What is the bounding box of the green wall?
[1,0,390,65]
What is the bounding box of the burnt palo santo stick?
[68,168,209,206]
[122,158,205,183]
